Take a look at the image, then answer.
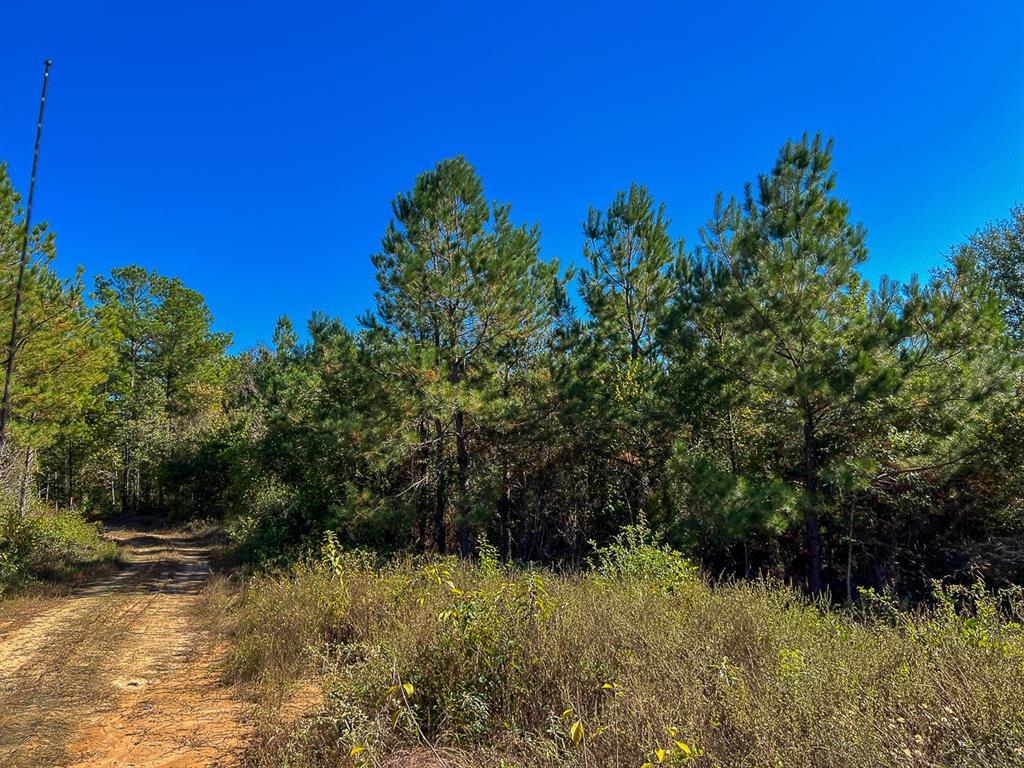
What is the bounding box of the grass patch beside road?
[204,530,1024,768]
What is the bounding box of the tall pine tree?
[364,156,562,555]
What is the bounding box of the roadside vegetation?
[0,500,118,596]
[3,138,1024,600]
[1,130,1024,764]
[205,525,1024,768]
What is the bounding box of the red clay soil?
[0,526,249,767]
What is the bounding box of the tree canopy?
[2,140,1022,598]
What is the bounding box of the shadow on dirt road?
[0,523,247,768]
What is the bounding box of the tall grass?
[211,531,1024,768]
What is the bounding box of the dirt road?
[0,526,247,768]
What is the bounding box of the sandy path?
[0,526,248,768]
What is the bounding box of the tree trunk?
[846,502,855,604]
[18,446,33,518]
[433,417,447,555]
[66,447,75,510]
[498,460,512,561]
[454,409,471,557]
[415,420,429,552]
[121,443,132,516]
[803,407,823,595]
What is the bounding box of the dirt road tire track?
[0,526,248,767]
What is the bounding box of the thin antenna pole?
[0,59,53,455]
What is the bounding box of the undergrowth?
[206,524,1024,768]
[0,500,120,596]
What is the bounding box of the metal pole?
[0,59,53,455]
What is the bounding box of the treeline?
[0,162,230,522]
[3,135,1023,597]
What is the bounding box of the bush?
[206,531,1024,768]
[589,514,698,591]
[225,477,302,565]
[0,501,120,595]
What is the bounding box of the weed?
[204,533,1024,768]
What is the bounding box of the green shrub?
[589,514,698,591]
[226,477,301,565]
[0,502,119,595]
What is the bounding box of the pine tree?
[677,135,890,592]
[0,164,109,510]
[93,266,230,513]
[364,156,562,555]
[581,183,676,363]
[574,184,680,530]
[962,204,1024,341]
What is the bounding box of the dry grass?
[204,541,1024,768]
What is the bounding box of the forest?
[3,134,1024,767]
[2,134,1024,599]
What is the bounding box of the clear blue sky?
[2,1,1022,350]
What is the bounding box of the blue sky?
[2,1,1022,350]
